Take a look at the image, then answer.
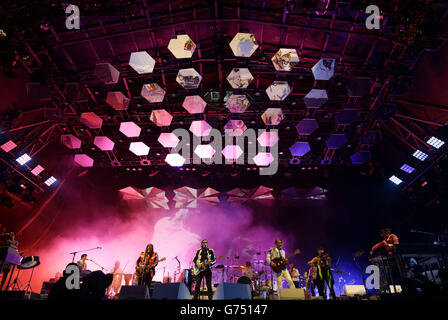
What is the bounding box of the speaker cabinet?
[343,285,366,297]
[279,288,306,300]
[118,285,150,300]
[213,283,251,300]
[151,283,192,300]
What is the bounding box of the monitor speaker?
[118,285,150,300]
[279,288,306,300]
[344,285,366,297]
[151,283,192,300]
[213,283,251,300]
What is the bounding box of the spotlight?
[389,175,402,185]
[400,164,415,174]
[31,165,45,176]
[427,137,445,149]
[421,181,428,187]
[1,140,17,152]
[16,154,31,165]
[44,176,57,186]
[413,150,428,161]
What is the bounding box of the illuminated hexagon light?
[150,109,173,127]
[129,142,150,156]
[157,132,180,148]
[253,152,275,166]
[261,108,284,125]
[168,34,196,59]
[289,142,311,156]
[257,131,279,147]
[296,118,319,135]
[325,134,347,149]
[119,121,141,138]
[225,94,250,113]
[61,134,81,149]
[303,89,328,108]
[182,95,206,114]
[189,120,212,137]
[271,48,299,71]
[165,153,186,167]
[94,63,120,84]
[222,145,243,160]
[194,144,216,159]
[226,68,254,89]
[80,112,103,129]
[74,154,94,167]
[93,136,115,151]
[311,58,336,80]
[224,120,247,136]
[129,51,155,74]
[106,91,130,111]
[229,33,259,57]
[176,68,202,89]
[266,81,291,101]
[141,83,165,103]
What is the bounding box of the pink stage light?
[222,145,243,160]
[16,153,31,165]
[150,109,173,127]
[0,140,17,152]
[182,95,207,114]
[93,136,115,151]
[165,153,186,167]
[44,176,57,187]
[74,154,94,167]
[194,144,216,159]
[224,120,247,136]
[253,152,274,166]
[129,142,150,156]
[119,121,141,138]
[257,131,279,147]
[60,134,82,149]
[157,133,180,148]
[80,112,103,129]
[189,120,212,137]
[31,165,45,176]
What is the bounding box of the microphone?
[97,246,102,249]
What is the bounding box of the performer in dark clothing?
[192,239,216,300]
[308,247,336,300]
[136,244,158,290]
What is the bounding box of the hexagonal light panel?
[94,63,120,84]
[303,89,328,108]
[229,33,259,57]
[129,51,155,74]
[168,34,196,59]
[61,134,81,149]
[119,121,141,138]
[296,119,319,135]
[157,133,180,148]
[194,144,216,159]
[80,112,103,129]
[336,109,359,125]
[182,95,206,114]
[271,48,299,71]
[261,108,284,125]
[176,68,202,89]
[222,145,243,160]
[289,142,311,156]
[257,131,279,147]
[129,142,150,156]
[311,58,336,80]
[224,120,247,136]
[325,134,347,149]
[226,68,254,89]
[351,150,371,164]
[253,152,275,166]
[106,91,130,111]
[74,154,94,167]
[266,81,291,101]
[225,94,250,113]
[189,120,212,137]
[150,109,173,127]
[93,136,115,151]
[165,153,186,167]
[141,83,166,103]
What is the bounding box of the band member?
[288,263,300,288]
[0,232,19,291]
[267,238,295,290]
[77,254,87,271]
[305,264,318,296]
[242,261,255,279]
[308,247,336,299]
[371,228,399,255]
[136,244,158,289]
[108,261,123,297]
[193,239,216,300]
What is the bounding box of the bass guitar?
[270,249,301,273]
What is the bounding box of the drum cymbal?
[230,265,246,269]
[215,264,225,269]
[253,259,264,264]
[353,250,365,257]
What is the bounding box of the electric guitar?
[270,249,301,273]
[193,255,223,276]
[136,257,166,277]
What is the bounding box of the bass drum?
[237,276,252,285]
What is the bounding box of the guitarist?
[136,244,158,289]
[267,238,295,290]
[192,239,216,300]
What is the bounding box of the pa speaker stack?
[213,283,251,300]
[151,283,192,300]
[118,285,150,300]
[278,288,306,300]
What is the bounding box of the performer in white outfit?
[266,238,295,291]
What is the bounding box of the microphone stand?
[87,259,106,272]
[69,246,102,262]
